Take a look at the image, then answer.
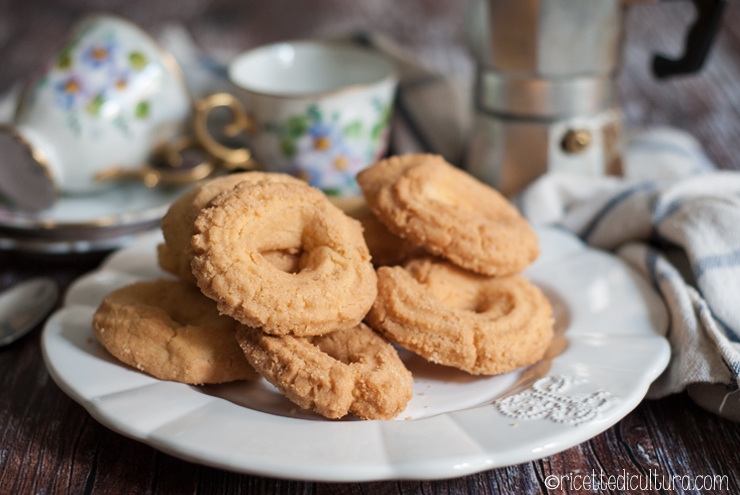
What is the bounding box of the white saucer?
[0,182,188,253]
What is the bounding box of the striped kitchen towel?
[517,127,740,420]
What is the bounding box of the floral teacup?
[194,40,397,197]
[0,14,191,211]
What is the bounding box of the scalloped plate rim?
[41,226,671,481]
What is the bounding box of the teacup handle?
[194,93,255,167]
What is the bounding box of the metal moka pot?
[465,0,727,196]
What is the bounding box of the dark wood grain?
[1,1,740,494]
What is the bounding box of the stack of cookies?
[92,154,553,420]
[355,154,554,376]
[93,171,413,420]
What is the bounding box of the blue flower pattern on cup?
[81,41,116,68]
[267,100,391,196]
[42,26,153,137]
[54,76,86,111]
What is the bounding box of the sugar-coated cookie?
[357,154,539,276]
[93,279,259,384]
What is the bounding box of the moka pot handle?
[652,0,727,78]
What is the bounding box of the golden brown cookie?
[331,196,418,267]
[158,172,304,283]
[357,154,539,276]
[92,279,259,384]
[365,256,554,375]
[236,323,413,420]
[191,180,378,336]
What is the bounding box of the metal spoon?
[0,278,58,346]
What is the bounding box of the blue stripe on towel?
[728,376,740,390]
[653,197,687,223]
[715,315,740,344]
[724,357,740,380]
[645,248,661,288]
[695,249,740,280]
[579,182,657,242]
[696,294,740,344]
[721,358,740,382]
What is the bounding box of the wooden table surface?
[1,1,740,493]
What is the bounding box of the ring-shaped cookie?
[236,323,413,420]
[158,172,305,283]
[192,181,378,336]
[92,279,259,384]
[357,154,539,276]
[365,257,554,375]
[330,197,418,267]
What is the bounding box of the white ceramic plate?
[41,226,670,481]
